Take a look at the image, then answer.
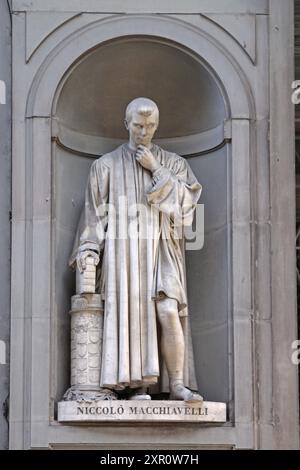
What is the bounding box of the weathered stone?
[58,400,226,424]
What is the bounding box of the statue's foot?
[129,387,151,400]
[170,383,203,403]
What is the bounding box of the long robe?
[70,143,202,392]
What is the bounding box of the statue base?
[58,400,226,424]
[63,386,118,402]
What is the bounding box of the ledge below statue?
[58,400,226,424]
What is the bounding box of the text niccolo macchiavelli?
[77,404,208,416]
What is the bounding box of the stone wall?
[0,0,11,451]
[7,0,299,449]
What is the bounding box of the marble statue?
[68,97,203,402]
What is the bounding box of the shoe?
[128,387,151,400]
[169,383,203,403]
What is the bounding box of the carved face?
[125,110,158,147]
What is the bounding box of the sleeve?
[146,156,202,227]
[69,159,109,268]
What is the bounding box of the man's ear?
[124,119,129,130]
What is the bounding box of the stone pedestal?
[58,400,226,424]
[63,294,113,401]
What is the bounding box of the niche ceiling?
[56,37,226,148]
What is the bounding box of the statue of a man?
[70,97,203,401]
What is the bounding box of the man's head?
[124,97,159,149]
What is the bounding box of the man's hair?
[125,97,159,123]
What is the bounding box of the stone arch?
[26,14,255,119]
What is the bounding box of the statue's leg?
[156,297,203,402]
[156,297,185,384]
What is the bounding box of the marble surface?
[58,400,226,423]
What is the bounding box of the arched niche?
[52,36,231,406]
[13,14,255,447]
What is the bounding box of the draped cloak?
[70,143,202,392]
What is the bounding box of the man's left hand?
[135,145,161,172]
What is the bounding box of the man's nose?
[141,127,147,136]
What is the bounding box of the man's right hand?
[77,250,100,273]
